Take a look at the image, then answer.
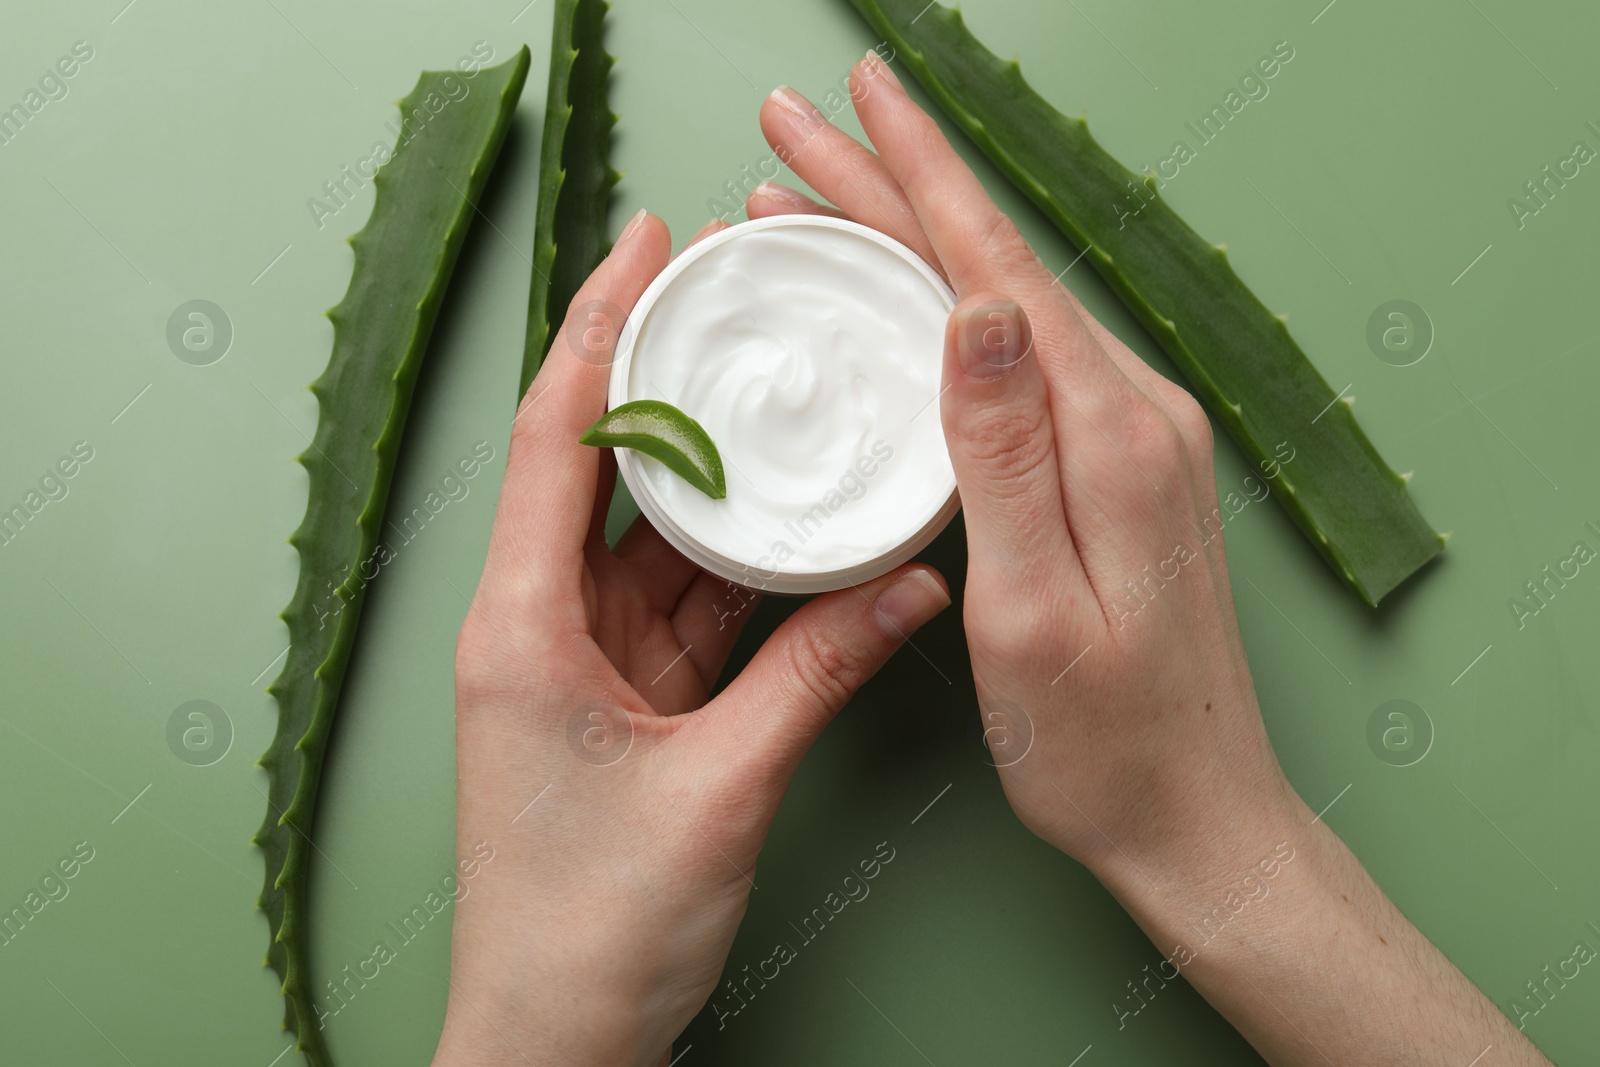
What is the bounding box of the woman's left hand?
[432,210,950,1067]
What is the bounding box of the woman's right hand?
[753,52,1298,886]
[745,51,1550,1067]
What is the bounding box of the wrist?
[431,916,673,1067]
[1086,770,1316,948]
[1087,789,1546,1064]
[1088,781,1369,999]
[433,982,664,1067]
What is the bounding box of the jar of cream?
[607,215,959,595]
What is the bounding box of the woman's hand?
[745,51,1549,1067]
[432,211,950,1067]
[754,53,1292,889]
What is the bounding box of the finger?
[1053,278,1216,469]
[759,86,940,272]
[846,52,1133,409]
[1088,321,1217,514]
[607,215,739,611]
[611,515,691,611]
[745,180,845,220]
[1026,271,1212,511]
[592,566,763,712]
[940,294,1090,602]
[585,447,618,549]
[1045,278,1217,542]
[852,53,1197,585]
[679,217,730,252]
[763,75,1195,575]
[670,570,763,684]
[848,55,1054,298]
[486,210,671,598]
[692,565,949,785]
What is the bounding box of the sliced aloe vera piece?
[521,0,620,396]
[849,0,1443,606]
[253,49,530,1067]
[581,400,727,499]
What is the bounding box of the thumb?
[700,564,949,783]
[940,293,1081,591]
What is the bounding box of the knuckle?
[967,599,1052,665]
[454,612,506,696]
[894,145,936,201]
[508,408,540,461]
[974,212,1042,278]
[1168,391,1214,457]
[961,402,1054,485]
[1120,402,1190,482]
[785,626,867,710]
[452,578,563,697]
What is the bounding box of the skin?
[433,52,1551,1067]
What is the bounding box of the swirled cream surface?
[614,217,956,588]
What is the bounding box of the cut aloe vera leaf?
[849,0,1443,606]
[253,49,529,1067]
[581,399,727,499]
[521,0,620,396]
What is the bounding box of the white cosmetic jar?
[606,215,960,595]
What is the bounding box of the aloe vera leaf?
[520,0,620,396]
[581,399,728,498]
[253,49,529,1065]
[849,0,1443,606]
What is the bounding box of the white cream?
[610,216,958,594]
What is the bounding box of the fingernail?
[872,569,950,639]
[616,208,649,245]
[863,49,904,92]
[954,299,1033,380]
[769,86,824,127]
[753,180,816,208]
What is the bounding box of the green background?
[1,0,1595,1062]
